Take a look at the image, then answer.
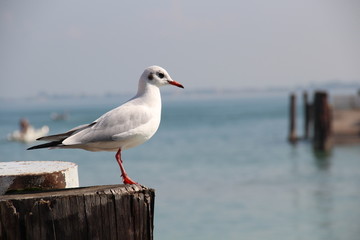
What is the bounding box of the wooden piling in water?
[288,93,297,143]
[313,91,332,151]
[303,91,312,139]
[0,184,155,240]
[288,90,360,148]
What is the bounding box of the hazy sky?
[1,0,359,98]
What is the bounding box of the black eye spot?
[148,73,153,80]
[158,72,165,79]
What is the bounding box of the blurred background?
[1,1,360,239]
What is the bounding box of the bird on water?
[28,66,184,184]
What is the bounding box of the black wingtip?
[27,141,62,150]
[27,145,46,150]
[27,145,42,150]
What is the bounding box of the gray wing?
[37,123,96,142]
[27,122,96,150]
[62,104,152,145]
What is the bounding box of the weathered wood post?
[313,91,332,151]
[288,93,297,143]
[0,161,79,195]
[0,184,155,240]
[303,91,310,139]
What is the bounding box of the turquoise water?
[1,95,360,240]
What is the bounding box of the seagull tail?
[27,141,63,150]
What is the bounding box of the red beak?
[168,80,184,89]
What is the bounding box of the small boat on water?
[8,126,49,143]
[7,119,49,143]
[51,112,68,121]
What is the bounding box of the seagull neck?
[135,84,161,103]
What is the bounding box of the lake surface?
[1,95,359,240]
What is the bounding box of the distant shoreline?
[1,83,359,110]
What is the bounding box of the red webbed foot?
[122,174,138,185]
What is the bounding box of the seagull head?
[141,66,184,89]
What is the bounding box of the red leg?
[115,148,137,184]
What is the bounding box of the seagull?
[28,66,184,184]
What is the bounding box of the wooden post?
[0,184,154,240]
[308,102,313,139]
[0,161,79,195]
[288,93,297,143]
[313,91,332,151]
[303,91,310,139]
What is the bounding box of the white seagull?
[28,66,184,184]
